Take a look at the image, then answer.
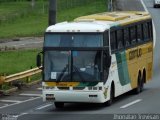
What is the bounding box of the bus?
[37,11,153,108]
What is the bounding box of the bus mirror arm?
[36,52,43,68]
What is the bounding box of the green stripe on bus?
[116,51,131,86]
[78,82,99,87]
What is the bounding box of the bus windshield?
[44,33,103,47]
[44,50,102,82]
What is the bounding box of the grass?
[0,2,30,17]
[0,49,41,75]
[0,83,12,90]
[0,0,107,76]
[0,0,107,38]
[0,49,41,90]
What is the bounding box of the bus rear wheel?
[140,74,145,92]
[54,102,64,108]
[135,74,143,94]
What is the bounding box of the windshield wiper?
[57,64,69,82]
[73,66,85,82]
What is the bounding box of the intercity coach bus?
[37,11,153,108]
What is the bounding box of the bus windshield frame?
[43,32,110,82]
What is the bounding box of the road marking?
[20,113,28,115]
[120,99,142,109]
[152,20,156,48]
[18,113,28,118]
[19,93,42,97]
[36,104,52,110]
[0,97,41,109]
[0,100,22,103]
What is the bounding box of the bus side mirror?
[36,53,42,68]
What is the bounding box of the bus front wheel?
[54,102,64,108]
[104,83,114,106]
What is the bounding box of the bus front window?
[44,51,71,81]
[44,51,102,82]
[44,33,109,82]
[72,51,101,82]
[44,33,103,47]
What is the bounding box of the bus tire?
[105,84,114,106]
[54,102,64,108]
[134,74,141,94]
[140,72,145,92]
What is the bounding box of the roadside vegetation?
[0,0,107,90]
[0,0,107,73]
[0,49,41,75]
[0,0,107,38]
[0,49,41,91]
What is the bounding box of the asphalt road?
[0,0,160,120]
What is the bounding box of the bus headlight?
[88,87,99,91]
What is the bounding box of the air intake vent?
[73,87,85,90]
[57,87,69,90]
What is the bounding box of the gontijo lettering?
[129,48,142,60]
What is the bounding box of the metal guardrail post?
[26,76,31,83]
[0,76,5,85]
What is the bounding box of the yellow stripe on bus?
[44,82,80,87]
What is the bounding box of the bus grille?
[57,87,70,90]
[73,87,85,90]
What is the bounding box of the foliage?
[0,0,107,38]
[0,49,41,75]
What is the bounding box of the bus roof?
[46,11,151,33]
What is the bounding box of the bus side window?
[124,28,130,47]
[148,21,153,40]
[143,22,149,41]
[130,26,137,45]
[117,29,124,49]
[110,31,117,51]
[137,24,143,43]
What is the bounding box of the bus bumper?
[42,90,107,103]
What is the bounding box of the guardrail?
[0,67,42,85]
